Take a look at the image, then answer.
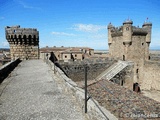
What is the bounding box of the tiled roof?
[88,79,160,119]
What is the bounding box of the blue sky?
[0,0,160,49]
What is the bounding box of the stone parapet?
[132,28,148,35]
[0,58,21,83]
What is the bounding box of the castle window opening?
[142,43,144,46]
[121,80,124,86]
[126,27,129,31]
[123,55,125,61]
[75,54,77,57]
[65,55,67,58]
[129,42,132,45]
[136,69,139,73]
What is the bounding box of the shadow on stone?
[0,59,21,84]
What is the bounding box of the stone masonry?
[5,25,39,60]
[59,58,117,82]
[107,20,160,90]
[108,20,152,83]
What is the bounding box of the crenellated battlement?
[5,25,39,60]
[132,27,148,35]
[5,26,39,40]
[110,26,123,37]
[108,25,150,37]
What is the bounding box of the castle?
[5,25,39,60]
[4,22,160,90]
[108,20,160,90]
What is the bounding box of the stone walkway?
[0,60,85,120]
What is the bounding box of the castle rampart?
[5,25,39,60]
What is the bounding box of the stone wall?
[10,45,39,60]
[109,36,124,59]
[141,61,160,90]
[59,58,117,82]
[0,58,21,83]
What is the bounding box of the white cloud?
[15,0,42,10]
[51,32,76,36]
[1,41,9,47]
[73,24,107,32]
[90,34,107,39]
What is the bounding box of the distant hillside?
[0,48,10,51]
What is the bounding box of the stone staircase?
[96,60,129,80]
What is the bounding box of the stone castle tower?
[5,25,39,60]
[108,20,152,83]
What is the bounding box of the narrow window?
[123,55,125,61]
[148,56,150,60]
[136,69,139,73]
[130,42,132,45]
[121,80,124,86]
[126,27,129,31]
[65,55,67,58]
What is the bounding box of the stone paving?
[0,60,85,120]
[87,79,160,120]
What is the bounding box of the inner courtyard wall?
[141,61,160,90]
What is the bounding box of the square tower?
[5,25,39,60]
[108,20,152,83]
[108,20,152,62]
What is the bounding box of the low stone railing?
[0,58,21,83]
[44,58,118,120]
